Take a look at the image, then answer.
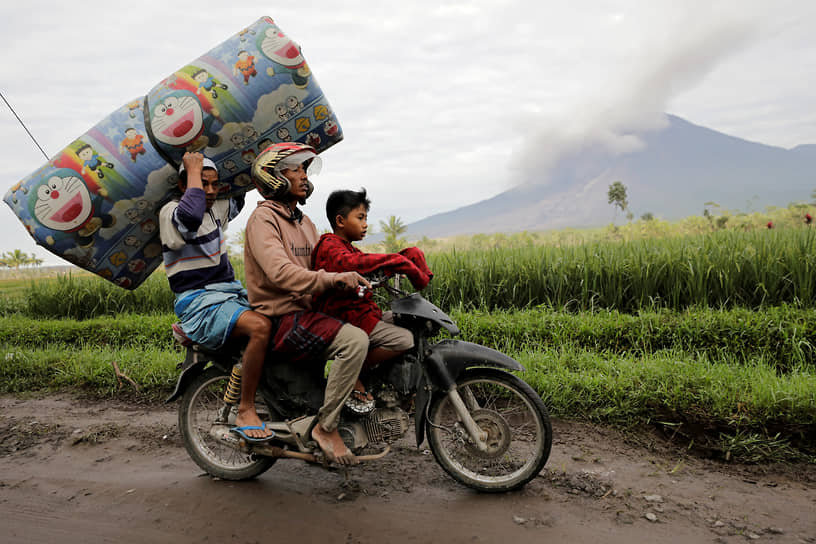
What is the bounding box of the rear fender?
[414,339,524,446]
[165,348,225,403]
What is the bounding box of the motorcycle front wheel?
[178,366,276,480]
[426,368,552,492]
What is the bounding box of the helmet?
[251,142,321,201]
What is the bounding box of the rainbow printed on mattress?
[3,16,342,289]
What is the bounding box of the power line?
[0,91,49,160]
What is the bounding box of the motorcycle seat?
[171,323,194,347]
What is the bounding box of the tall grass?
[424,227,816,312]
[16,271,175,319]
[3,259,247,319]
[5,226,816,318]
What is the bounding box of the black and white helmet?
[251,142,321,201]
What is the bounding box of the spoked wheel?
[178,366,276,480]
[426,368,552,492]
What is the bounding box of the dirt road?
[0,394,813,543]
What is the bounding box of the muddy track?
[0,394,813,543]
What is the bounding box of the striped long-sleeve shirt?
[159,188,244,293]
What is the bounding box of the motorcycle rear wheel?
[178,366,276,480]
[426,368,552,492]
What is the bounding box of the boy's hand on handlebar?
[334,271,371,291]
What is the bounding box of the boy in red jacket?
[312,188,432,409]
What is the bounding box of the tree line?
[0,250,43,270]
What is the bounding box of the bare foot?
[234,408,273,440]
[311,424,358,466]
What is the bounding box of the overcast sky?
[2,0,815,265]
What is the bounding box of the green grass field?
[2,213,815,463]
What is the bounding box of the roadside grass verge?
[0,345,182,401]
[1,339,813,463]
[519,347,816,462]
[0,313,178,350]
[1,305,815,463]
[5,306,815,372]
[451,305,816,372]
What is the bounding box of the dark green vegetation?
[6,228,816,318]
[425,228,816,312]
[1,226,815,463]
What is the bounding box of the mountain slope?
[401,115,816,238]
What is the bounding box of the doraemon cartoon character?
[128,258,147,274]
[276,127,292,142]
[286,96,303,115]
[240,149,256,166]
[324,119,340,139]
[114,276,133,289]
[223,159,238,173]
[230,132,246,150]
[140,219,157,235]
[306,132,321,148]
[149,90,221,151]
[143,242,161,259]
[30,170,115,248]
[275,103,290,122]
[125,207,143,224]
[257,26,311,87]
[234,173,252,187]
[242,124,259,141]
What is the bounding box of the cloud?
[512,2,765,186]
[1,1,816,266]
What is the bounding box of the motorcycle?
[166,275,552,493]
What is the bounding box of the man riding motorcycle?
[243,142,370,466]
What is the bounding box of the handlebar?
[356,279,382,297]
[356,274,406,298]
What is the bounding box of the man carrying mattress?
[159,152,274,442]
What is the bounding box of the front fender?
[424,339,524,389]
[414,339,524,446]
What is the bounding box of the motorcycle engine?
[337,407,410,451]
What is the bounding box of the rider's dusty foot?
[311,424,358,466]
[234,409,273,440]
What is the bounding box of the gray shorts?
[369,311,413,352]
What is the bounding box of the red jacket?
[311,233,432,333]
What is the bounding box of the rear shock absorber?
[223,363,242,404]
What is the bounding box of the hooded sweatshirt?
[244,199,338,317]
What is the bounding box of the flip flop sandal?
[230,423,276,443]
